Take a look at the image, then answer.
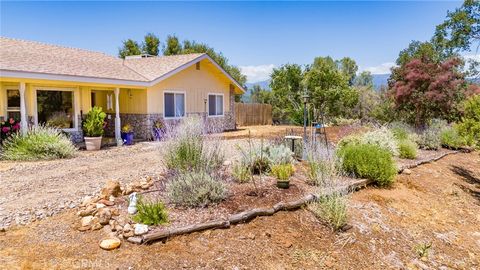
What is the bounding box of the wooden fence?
[235,102,272,126]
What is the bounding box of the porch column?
[19,82,28,135]
[114,88,121,144]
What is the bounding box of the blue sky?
[0,1,465,82]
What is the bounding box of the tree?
[250,85,272,104]
[270,64,305,124]
[142,33,160,56]
[432,0,480,55]
[163,35,182,56]
[354,71,374,87]
[118,39,142,58]
[337,57,358,86]
[391,57,471,127]
[304,56,358,120]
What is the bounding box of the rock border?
[128,150,459,245]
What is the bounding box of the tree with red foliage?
[391,56,480,127]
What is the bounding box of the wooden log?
[229,207,276,224]
[143,219,230,244]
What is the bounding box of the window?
[208,94,223,116]
[37,89,74,129]
[164,92,185,118]
[7,89,20,120]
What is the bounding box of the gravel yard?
[0,139,247,229]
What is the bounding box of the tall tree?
[118,39,142,58]
[304,56,358,119]
[391,57,476,127]
[142,33,160,56]
[354,71,374,87]
[270,64,305,124]
[337,57,358,86]
[250,85,272,104]
[163,35,182,56]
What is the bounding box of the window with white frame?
[6,89,21,120]
[208,94,223,116]
[36,89,74,129]
[164,92,185,118]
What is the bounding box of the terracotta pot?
[276,181,290,189]
[84,136,102,151]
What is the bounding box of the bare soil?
[1,152,479,269]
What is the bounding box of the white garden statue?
[128,192,138,214]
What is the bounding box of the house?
[0,37,245,143]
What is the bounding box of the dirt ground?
[1,151,479,269]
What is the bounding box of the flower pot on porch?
[276,180,290,189]
[84,136,102,151]
[121,132,134,145]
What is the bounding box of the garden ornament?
[128,192,138,214]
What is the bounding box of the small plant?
[83,106,106,137]
[413,242,432,258]
[1,125,76,161]
[132,195,169,226]
[121,123,133,133]
[309,191,348,231]
[270,163,294,180]
[388,121,416,141]
[166,171,227,207]
[440,126,466,149]
[418,127,442,150]
[398,139,417,159]
[232,163,251,183]
[306,158,338,187]
[338,143,397,187]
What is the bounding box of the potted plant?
[83,106,106,151]
[271,164,294,189]
[152,120,165,141]
[121,123,134,145]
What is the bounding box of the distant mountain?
[372,74,390,90]
[245,80,270,90]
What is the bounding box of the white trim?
[33,86,78,132]
[163,90,186,119]
[0,54,247,93]
[207,92,225,117]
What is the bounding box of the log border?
[128,150,458,245]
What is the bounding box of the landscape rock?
[403,169,412,175]
[123,230,135,238]
[81,196,95,207]
[134,224,149,235]
[80,216,94,227]
[98,199,114,206]
[99,237,121,250]
[96,203,106,209]
[91,221,103,231]
[123,223,132,232]
[96,208,112,225]
[100,180,122,199]
[77,205,96,217]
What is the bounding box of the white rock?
[134,224,148,235]
[80,216,94,227]
[99,237,121,250]
[96,203,106,209]
[403,169,412,175]
[123,223,132,232]
[81,196,93,207]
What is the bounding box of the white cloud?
[463,53,480,62]
[362,62,396,75]
[240,64,276,83]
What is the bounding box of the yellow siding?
[147,59,232,114]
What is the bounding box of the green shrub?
[1,125,76,161]
[164,117,224,171]
[456,95,480,148]
[398,139,417,159]
[232,163,251,183]
[83,106,106,137]
[418,126,442,150]
[166,171,227,207]
[309,191,348,231]
[266,144,294,165]
[132,196,169,226]
[338,143,397,187]
[237,142,294,175]
[360,127,399,156]
[270,163,294,180]
[388,121,415,141]
[440,127,466,149]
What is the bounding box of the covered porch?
[0,79,150,144]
